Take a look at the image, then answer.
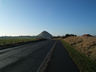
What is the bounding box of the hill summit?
[37,31,52,39]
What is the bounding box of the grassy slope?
[61,40,96,72]
[64,36,96,60]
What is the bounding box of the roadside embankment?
[61,40,96,72]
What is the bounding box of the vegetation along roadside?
[61,40,96,72]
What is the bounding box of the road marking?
[36,41,57,72]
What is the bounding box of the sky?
[0,0,96,36]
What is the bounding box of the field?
[0,36,37,49]
[0,37,35,45]
[63,36,96,61]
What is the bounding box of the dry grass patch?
[64,36,96,61]
[61,40,96,72]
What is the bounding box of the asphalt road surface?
[46,40,79,72]
[0,40,55,72]
[0,40,79,72]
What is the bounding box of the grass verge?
[0,38,46,50]
[61,40,96,72]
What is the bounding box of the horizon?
[0,31,95,37]
[0,0,96,36]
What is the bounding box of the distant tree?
[53,36,61,38]
[64,34,77,38]
[82,34,93,37]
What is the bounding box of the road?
[46,41,79,72]
[0,40,55,72]
[0,40,79,72]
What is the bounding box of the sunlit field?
[0,37,35,45]
[64,36,96,61]
[0,37,38,49]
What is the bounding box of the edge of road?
[0,39,47,55]
[0,39,46,50]
[36,40,57,72]
[0,40,48,71]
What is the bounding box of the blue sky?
[0,0,96,36]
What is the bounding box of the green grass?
[0,37,36,46]
[61,40,96,72]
